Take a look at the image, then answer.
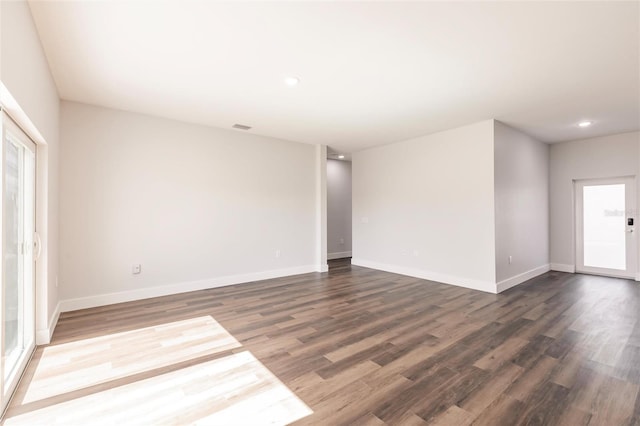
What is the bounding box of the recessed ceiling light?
[284,77,300,87]
[578,121,592,128]
[338,155,345,159]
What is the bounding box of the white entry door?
[576,177,637,279]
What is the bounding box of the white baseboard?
[36,301,60,345]
[550,263,575,273]
[635,273,640,282]
[496,264,550,293]
[328,251,352,260]
[351,258,497,294]
[316,263,329,272]
[59,265,318,313]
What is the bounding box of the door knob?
[33,232,42,261]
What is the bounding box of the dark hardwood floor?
[5,259,640,425]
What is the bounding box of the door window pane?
[3,138,25,381]
[583,184,626,270]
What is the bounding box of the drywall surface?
[1,1,58,143]
[352,120,497,292]
[315,145,328,272]
[327,159,352,259]
[1,0,60,342]
[60,102,317,308]
[494,121,549,288]
[550,131,639,269]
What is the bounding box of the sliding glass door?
[0,113,36,413]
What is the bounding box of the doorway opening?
[326,153,351,270]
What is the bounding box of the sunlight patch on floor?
[19,316,240,403]
[5,351,312,425]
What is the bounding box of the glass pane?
[3,138,25,380]
[23,148,35,349]
[583,184,626,270]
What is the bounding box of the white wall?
[1,0,60,343]
[315,145,328,273]
[550,131,639,271]
[494,121,549,291]
[60,102,319,310]
[352,120,497,292]
[327,159,352,259]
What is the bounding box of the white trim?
[59,265,317,313]
[351,258,497,294]
[328,251,352,260]
[496,264,550,293]
[35,301,60,345]
[0,83,46,146]
[635,272,640,282]
[316,263,329,272]
[550,263,575,273]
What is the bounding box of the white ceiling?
[29,1,639,152]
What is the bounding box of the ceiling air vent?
[232,124,252,130]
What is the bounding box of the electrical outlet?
[275,249,281,258]
[132,264,142,274]
[508,256,513,265]
[339,238,344,245]
[413,250,419,257]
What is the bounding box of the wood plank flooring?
[4,259,640,425]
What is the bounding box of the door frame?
[575,176,637,279]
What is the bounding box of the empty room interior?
[0,0,639,424]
